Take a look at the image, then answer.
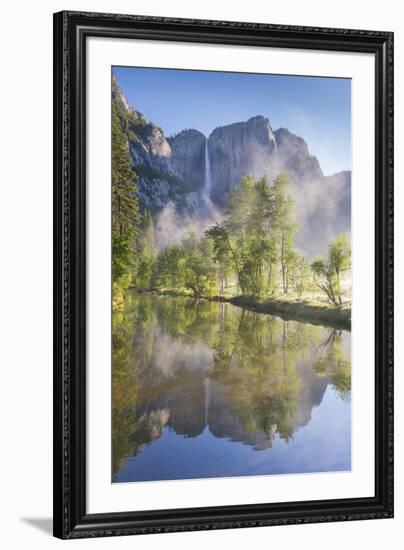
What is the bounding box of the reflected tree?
[313,329,351,400]
[112,294,352,477]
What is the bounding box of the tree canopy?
[112,101,140,304]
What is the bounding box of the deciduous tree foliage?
[311,234,351,305]
[114,159,351,306]
[206,173,299,297]
[112,294,350,472]
[136,172,351,305]
[136,209,156,289]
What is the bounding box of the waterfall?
[204,139,212,200]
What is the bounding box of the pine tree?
[112,101,140,294]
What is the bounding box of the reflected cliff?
[112,293,351,482]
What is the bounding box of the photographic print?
[54,12,393,538]
[111,67,352,483]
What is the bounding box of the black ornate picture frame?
[53,10,394,539]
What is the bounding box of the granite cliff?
[113,75,351,255]
[112,75,206,215]
[208,116,324,207]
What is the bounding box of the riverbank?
[221,295,350,330]
[134,288,351,330]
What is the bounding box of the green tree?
[232,176,277,296]
[329,233,351,304]
[182,233,217,297]
[112,101,140,304]
[311,233,351,305]
[272,173,298,294]
[206,222,245,293]
[311,257,338,305]
[136,209,156,289]
[265,235,279,296]
[291,255,312,296]
[155,244,185,288]
[206,173,298,297]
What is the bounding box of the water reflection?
[112,293,351,482]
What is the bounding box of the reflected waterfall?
[204,377,211,425]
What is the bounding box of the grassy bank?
[134,288,351,331]
[220,295,351,330]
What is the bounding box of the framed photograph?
[53,11,394,539]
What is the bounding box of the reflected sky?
[112,293,351,483]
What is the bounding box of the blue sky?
[113,66,351,176]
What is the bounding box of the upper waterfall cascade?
[203,140,212,199]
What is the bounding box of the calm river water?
[112,292,351,482]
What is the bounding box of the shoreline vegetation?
[132,287,351,331]
[112,78,352,333]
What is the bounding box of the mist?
[292,172,351,258]
[154,200,224,251]
[208,136,351,258]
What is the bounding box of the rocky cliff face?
[113,75,206,215]
[207,116,349,255]
[208,116,324,207]
[127,122,206,214]
[274,127,323,182]
[168,130,206,192]
[113,75,351,255]
[208,116,277,207]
